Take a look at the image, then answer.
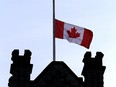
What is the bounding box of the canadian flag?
[55,19,93,49]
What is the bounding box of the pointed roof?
[33,61,84,87]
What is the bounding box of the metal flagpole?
[53,0,56,61]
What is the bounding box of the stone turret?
[82,52,106,87]
[8,49,33,87]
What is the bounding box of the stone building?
[8,50,106,87]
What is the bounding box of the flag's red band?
[81,28,93,48]
[55,19,64,39]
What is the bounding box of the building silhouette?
[8,49,106,87]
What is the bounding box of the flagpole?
[53,0,56,61]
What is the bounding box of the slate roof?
[33,61,84,87]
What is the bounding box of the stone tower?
[8,49,33,87]
[82,52,106,87]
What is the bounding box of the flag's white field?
[55,19,93,49]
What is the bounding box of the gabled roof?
[33,61,84,87]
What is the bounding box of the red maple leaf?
[67,27,80,38]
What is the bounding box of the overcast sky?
[0,0,116,87]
